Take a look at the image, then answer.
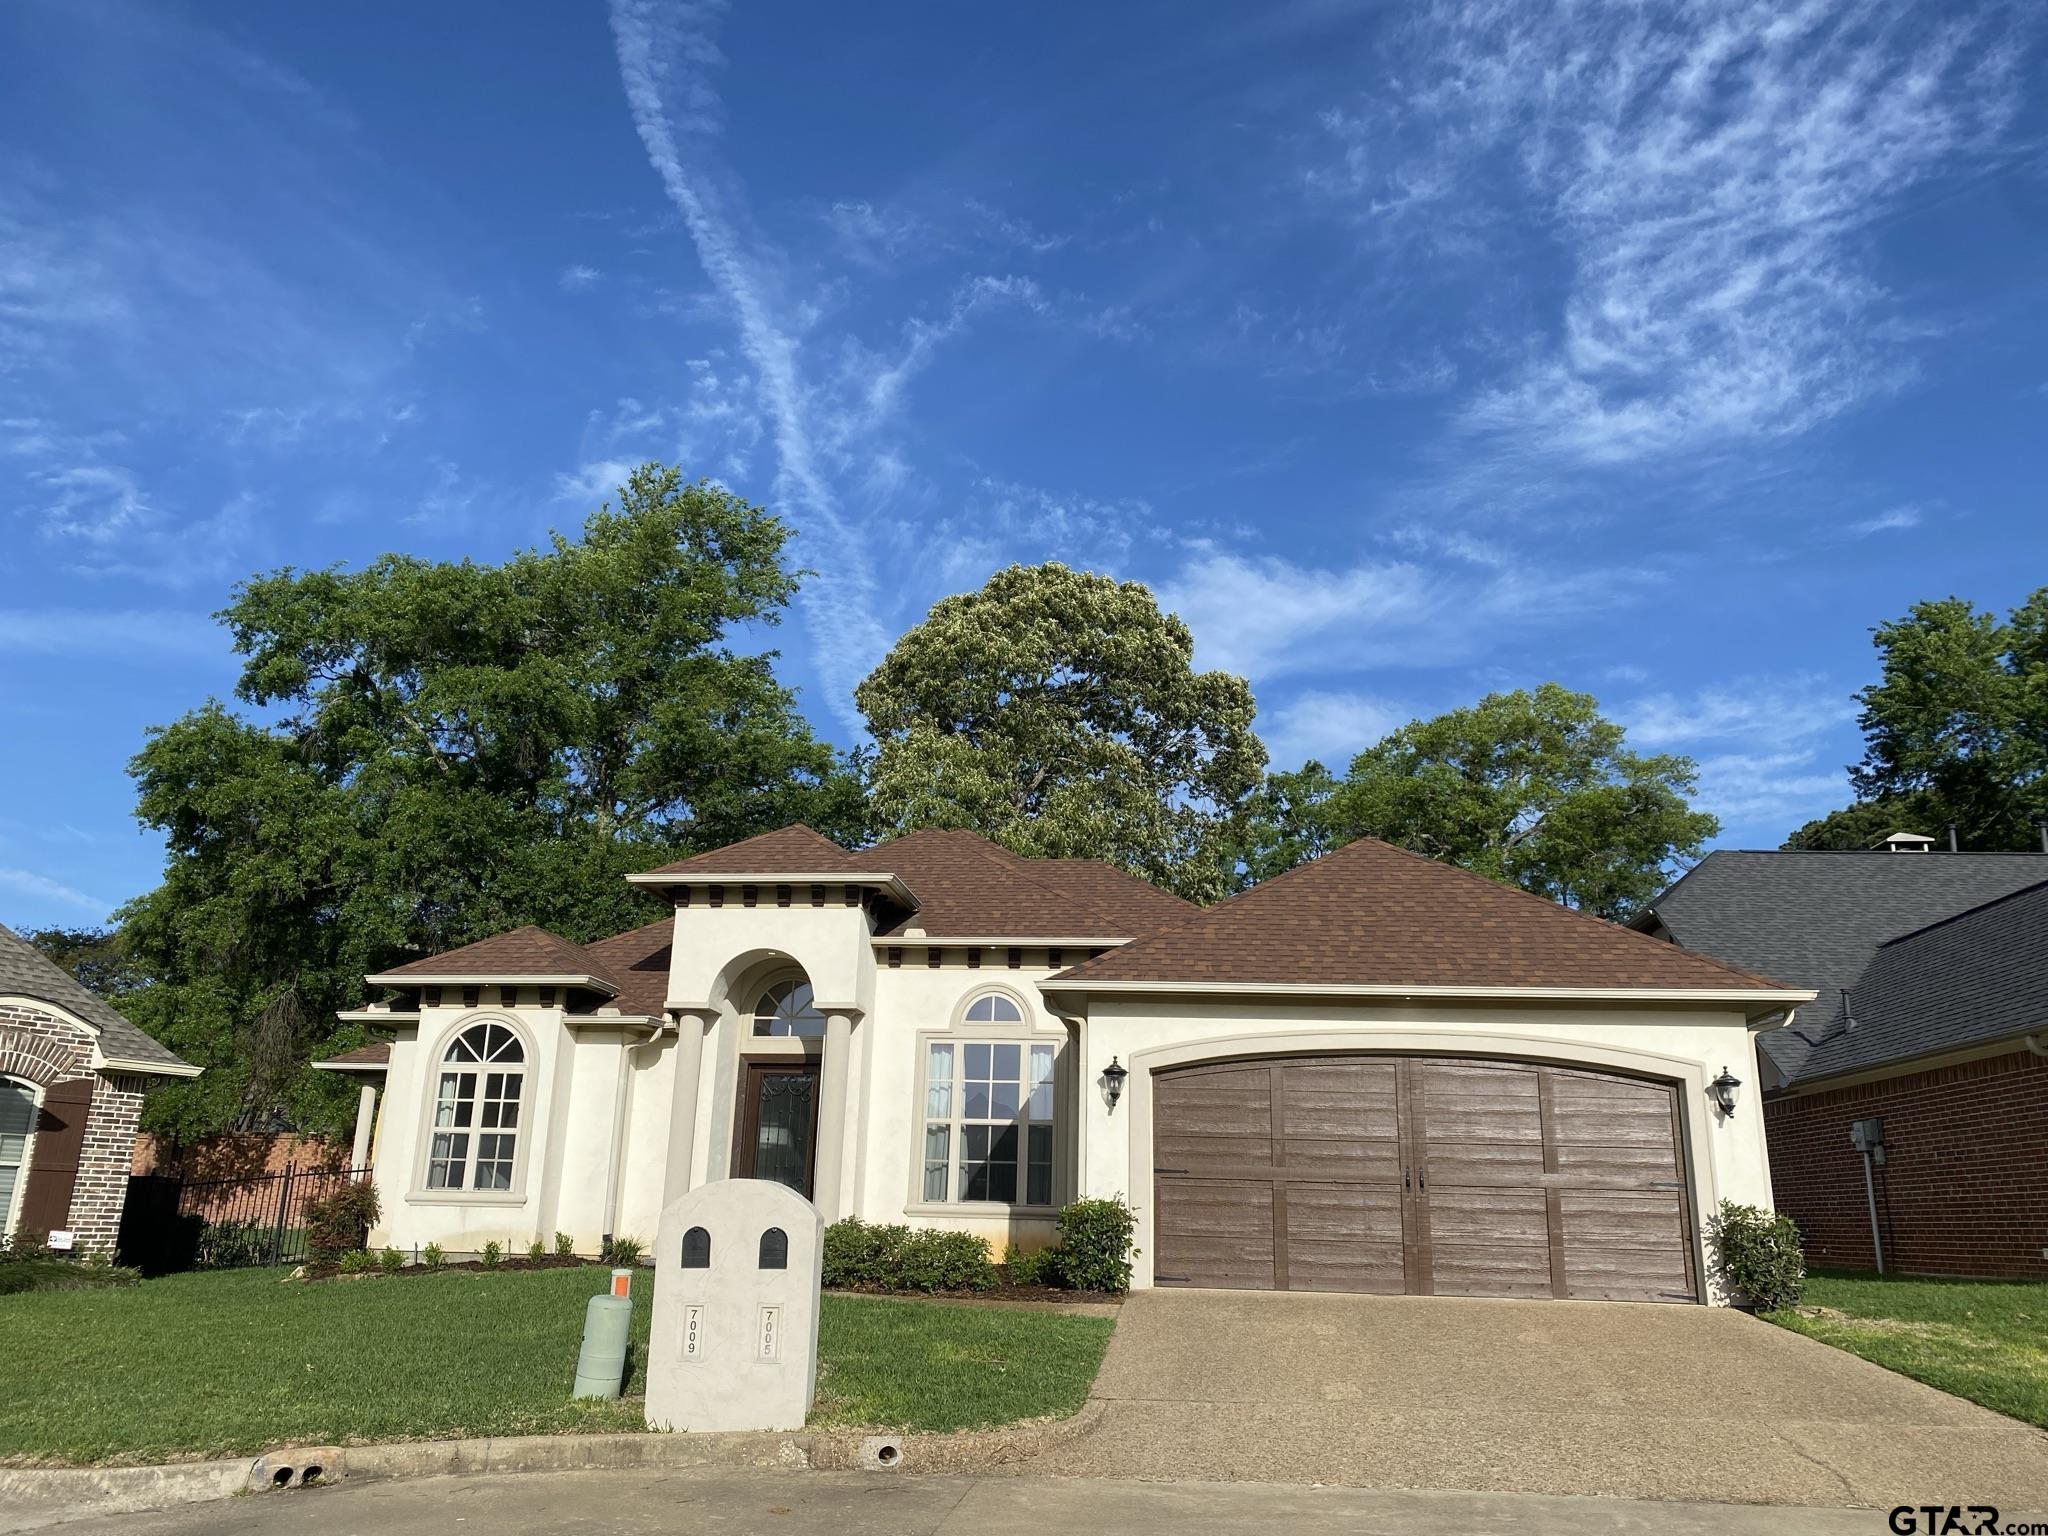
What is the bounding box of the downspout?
[2026,1034,2048,1059]
[602,1016,669,1249]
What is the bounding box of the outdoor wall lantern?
[1709,1066,1742,1117]
[1100,1056,1129,1110]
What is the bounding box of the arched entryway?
[730,965,823,1197]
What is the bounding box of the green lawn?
[1767,1271,2048,1428]
[0,1267,1114,1466]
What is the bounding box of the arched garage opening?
[1151,1053,1699,1303]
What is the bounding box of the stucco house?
[1634,838,2048,1280]
[322,825,1811,1302]
[0,923,199,1254]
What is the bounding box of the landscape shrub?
[379,1246,405,1275]
[1002,1243,1060,1287]
[305,1180,381,1267]
[600,1234,645,1266]
[552,1231,575,1258]
[0,1257,140,1295]
[1055,1196,1136,1294]
[526,1238,546,1262]
[820,1218,995,1293]
[480,1240,503,1269]
[194,1219,269,1270]
[1709,1200,1806,1310]
[336,1248,373,1275]
[422,1243,446,1271]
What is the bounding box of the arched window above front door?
[752,976,825,1038]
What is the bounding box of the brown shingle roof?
[314,1041,391,1069]
[370,925,623,991]
[1050,838,1800,994]
[845,828,1189,939]
[580,918,675,1017]
[640,824,855,876]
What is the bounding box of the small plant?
[422,1242,446,1271]
[480,1240,503,1268]
[336,1248,373,1275]
[599,1234,645,1266]
[1003,1243,1061,1288]
[1709,1200,1805,1310]
[526,1237,546,1262]
[820,1218,996,1293]
[379,1246,404,1275]
[194,1219,269,1270]
[304,1179,381,1267]
[552,1230,575,1258]
[1055,1196,1137,1294]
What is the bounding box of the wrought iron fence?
[119,1162,372,1274]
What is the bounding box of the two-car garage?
[1152,1055,1699,1303]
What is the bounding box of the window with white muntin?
[920,991,1058,1207]
[425,1021,525,1191]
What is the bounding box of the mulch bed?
[302,1255,626,1282]
[825,1280,1119,1305]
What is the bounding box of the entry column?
[662,1008,716,1206]
[812,1009,860,1220]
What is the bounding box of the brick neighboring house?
[1634,842,2048,1280]
[0,923,199,1255]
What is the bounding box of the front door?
[734,1060,821,1198]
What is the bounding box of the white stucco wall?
[1073,994,1775,1301]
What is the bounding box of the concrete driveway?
[1015,1289,2048,1510]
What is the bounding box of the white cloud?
[822,200,932,269]
[559,264,602,291]
[0,606,220,658]
[1262,689,1404,769]
[0,867,111,918]
[1849,506,1921,537]
[553,456,641,505]
[609,0,887,726]
[1326,0,2029,470]
[1618,673,1857,834]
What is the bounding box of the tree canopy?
[120,465,864,1139]
[855,562,1267,902]
[1787,590,2048,851]
[1248,684,1717,919]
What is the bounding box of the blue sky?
[3,0,2044,931]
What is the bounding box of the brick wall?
[1765,1048,2048,1280]
[0,1003,147,1257]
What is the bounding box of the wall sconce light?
[1100,1056,1129,1110]
[1710,1066,1742,1117]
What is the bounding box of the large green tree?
[855,563,1267,902]
[1788,590,2048,850]
[122,465,865,1139]
[1249,684,1716,919]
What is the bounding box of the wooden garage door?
[1153,1056,1697,1303]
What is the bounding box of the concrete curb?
[0,1404,1108,1532]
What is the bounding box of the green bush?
[526,1238,546,1262]
[552,1231,575,1258]
[1003,1243,1060,1287]
[0,1257,140,1294]
[336,1248,373,1275]
[1709,1200,1806,1310]
[422,1242,446,1271]
[379,1246,405,1275]
[820,1219,995,1293]
[600,1234,644,1266]
[1055,1196,1136,1294]
[194,1220,269,1270]
[304,1179,381,1267]
[480,1240,503,1269]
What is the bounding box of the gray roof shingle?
[0,922,192,1072]
[1638,850,2048,1084]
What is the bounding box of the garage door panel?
[1420,1139,1547,1185]
[1284,1183,1406,1292]
[1564,1244,1695,1301]
[1552,1142,1684,1182]
[1282,1136,1402,1180]
[1548,1103,1675,1146]
[1424,1188,1550,1245]
[1430,1243,1554,1298]
[1280,1061,1399,1139]
[1156,1072,1272,1136]
[1412,1105,1544,1146]
[1156,1130,1277,1173]
[1559,1191,1688,1246]
[1155,1179,1274,1288]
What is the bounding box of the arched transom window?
[752,976,825,1038]
[426,1022,525,1191]
[920,991,1056,1207]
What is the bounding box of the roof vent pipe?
[2038,822,2048,855]
[1947,824,1959,853]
